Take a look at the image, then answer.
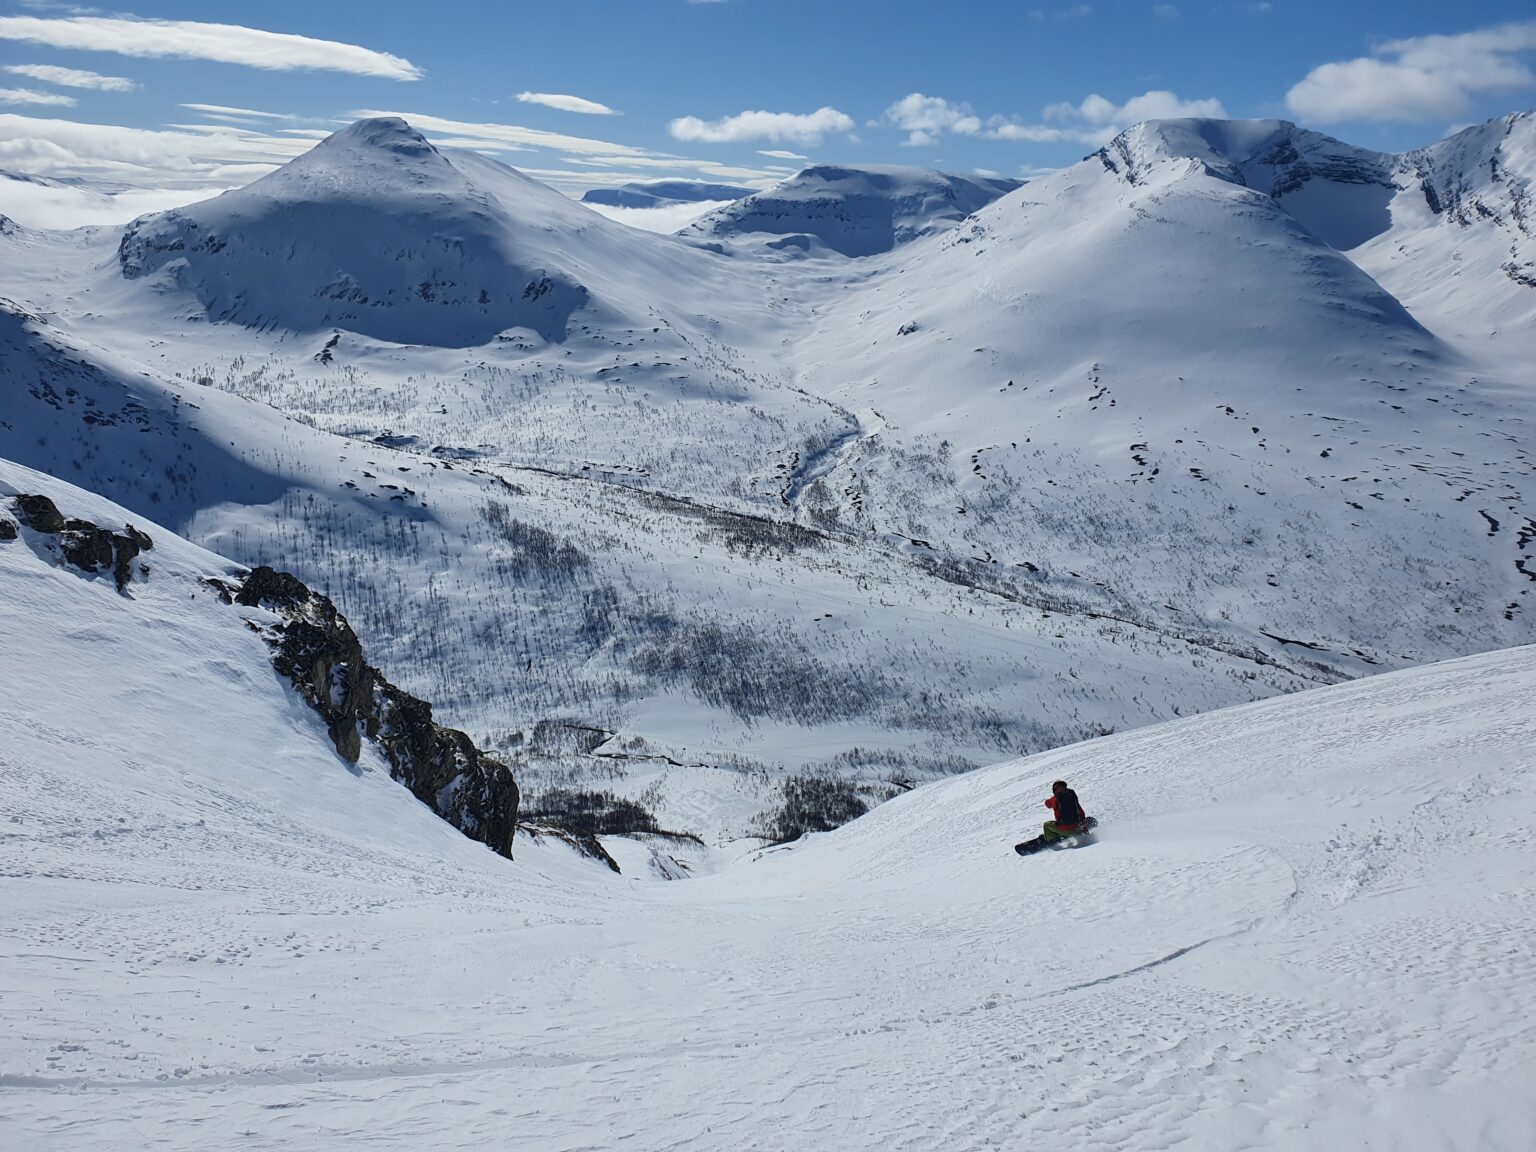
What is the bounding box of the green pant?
[1041,821,1079,842]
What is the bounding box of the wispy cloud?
[669,107,853,145]
[884,93,981,147]
[3,63,137,91]
[1287,21,1536,123]
[0,15,421,80]
[758,149,808,160]
[1029,5,1095,20]
[181,104,300,122]
[0,86,76,106]
[517,91,617,116]
[355,109,652,155]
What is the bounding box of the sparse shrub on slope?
[479,501,591,585]
[757,774,870,843]
[628,619,894,725]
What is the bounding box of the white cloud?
[988,122,1069,143]
[181,104,300,122]
[884,93,981,146]
[0,15,421,80]
[3,63,136,92]
[668,107,854,145]
[517,92,617,116]
[0,86,76,106]
[758,148,808,160]
[991,89,1226,146]
[1286,21,1536,123]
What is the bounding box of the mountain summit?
[115,117,599,346]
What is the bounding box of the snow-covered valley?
[2,460,1533,1150]
[1,111,1532,839]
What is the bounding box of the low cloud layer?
[0,15,421,80]
[1287,22,1536,123]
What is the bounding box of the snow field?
[2,457,1533,1149]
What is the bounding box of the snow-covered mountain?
[582,179,756,209]
[111,117,756,348]
[0,112,1532,841]
[1355,111,1536,352]
[789,115,1533,673]
[681,164,1023,256]
[5,488,1533,1148]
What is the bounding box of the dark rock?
[236,566,521,858]
[11,496,153,591]
[13,494,65,533]
[60,518,115,574]
[236,566,317,613]
[0,518,15,542]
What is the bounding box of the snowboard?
[1014,816,1098,856]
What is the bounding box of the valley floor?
[4,642,1534,1150]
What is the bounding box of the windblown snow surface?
[2,459,1534,1150]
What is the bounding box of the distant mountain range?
[582,179,757,209]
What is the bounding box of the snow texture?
[1,457,1533,1148]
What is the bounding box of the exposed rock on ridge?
[10,492,152,591]
[227,565,522,858]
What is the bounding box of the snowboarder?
[1014,780,1095,855]
[1042,780,1086,841]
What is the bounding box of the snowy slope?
[681,164,1022,256]
[3,505,1533,1152]
[0,302,1315,843]
[789,117,1534,670]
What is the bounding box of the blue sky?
[2,0,1535,209]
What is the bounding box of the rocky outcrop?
[9,493,152,591]
[228,565,521,858]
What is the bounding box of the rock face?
[232,566,521,858]
[10,493,152,591]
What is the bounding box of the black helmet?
[1052,780,1068,792]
